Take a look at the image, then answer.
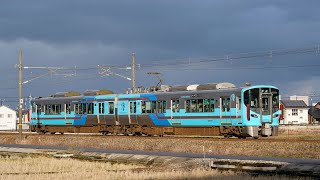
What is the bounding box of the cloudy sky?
[0,0,320,107]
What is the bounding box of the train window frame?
[204,99,215,112]
[156,100,166,114]
[186,99,215,113]
[66,104,72,114]
[87,103,94,114]
[108,102,114,114]
[141,101,153,114]
[172,99,180,113]
[44,104,62,115]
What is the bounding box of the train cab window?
[250,89,259,109]
[108,102,114,114]
[98,103,105,114]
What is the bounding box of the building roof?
[309,107,320,119]
[281,100,307,108]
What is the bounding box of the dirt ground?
[0,129,319,159]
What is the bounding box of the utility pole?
[18,49,23,141]
[131,52,136,92]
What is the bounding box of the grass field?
[0,155,310,180]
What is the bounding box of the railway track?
[1,131,319,143]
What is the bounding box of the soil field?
[0,132,319,159]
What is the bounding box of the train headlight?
[250,114,258,118]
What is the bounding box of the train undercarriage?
[30,125,278,138]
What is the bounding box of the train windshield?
[244,87,279,114]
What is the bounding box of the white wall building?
[0,105,17,130]
[280,100,309,125]
[290,95,309,106]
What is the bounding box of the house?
[0,105,17,130]
[280,100,309,125]
[16,109,30,130]
[290,95,309,106]
[308,102,320,124]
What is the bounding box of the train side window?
[87,103,94,114]
[157,101,163,113]
[191,99,197,112]
[151,101,156,113]
[210,99,215,112]
[75,104,79,114]
[141,101,146,113]
[186,100,191,113]
[108,102,114,114]
[222,99,226,112]
[172,99,180,113]
[156,100,166,113]
[34,104,42,113]
[142,101,152,114]
[226,98,230,112]
[204,99,215,112]
[66,104,71,114]
[82,103,87,114]
[197,99,203,112]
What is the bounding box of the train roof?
[31,84,278,103]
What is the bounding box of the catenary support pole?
[131,52,136,92]
[19,49,23,141]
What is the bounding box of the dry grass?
[0,133,319,159]
[0,155,309,180]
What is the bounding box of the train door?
[36,104,42,127]
[97,102,106,124]
[129,101,138,124]
[221,97,232,125]
[236,96,242,124]
[261,94,273,123]
[170,99,181,125]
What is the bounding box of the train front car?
[241,85,280,138]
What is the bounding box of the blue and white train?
[29,82,281,138]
